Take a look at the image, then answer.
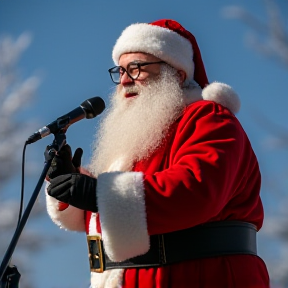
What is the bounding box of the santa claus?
[45,19,270,287]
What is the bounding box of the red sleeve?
[144,101,263,235]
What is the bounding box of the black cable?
[17,142,27,227]
[0,140,52,285]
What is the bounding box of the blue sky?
[0,0,287,287]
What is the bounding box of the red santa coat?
[46,99,269,288]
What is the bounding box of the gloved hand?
[45,144,83,180]
[47,173,98,212]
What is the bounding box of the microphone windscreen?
[81,97,105,119]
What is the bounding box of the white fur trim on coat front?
[97,171,149,262]
[112,23,194,81]
[45,182,85,232]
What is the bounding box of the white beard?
[89,66,189,175]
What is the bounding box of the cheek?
[139,71,151,80]
[139,70,160,82]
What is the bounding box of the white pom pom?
[202,82,241,114]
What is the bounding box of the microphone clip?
[44,132,67,163]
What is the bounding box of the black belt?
[87,221,257,273]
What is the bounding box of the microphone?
[26,96,105,144]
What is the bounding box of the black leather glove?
[47,174,98,212]
[45,144,83,179]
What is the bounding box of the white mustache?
[121,85,140,95]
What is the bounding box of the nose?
[120,71,134,86]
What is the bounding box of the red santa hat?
[112,19,240,114]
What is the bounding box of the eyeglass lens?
[109,61,165,84]
[111,63,139,83]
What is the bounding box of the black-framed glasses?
[108,61,166,84]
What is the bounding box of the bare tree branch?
[0,33,46,288]
[223,1,288,286]
[222,0,288,67]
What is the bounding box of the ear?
[177,70,186,86]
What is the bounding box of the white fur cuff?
[97,171,149,262]
[45,182,85,231]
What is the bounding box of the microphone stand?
[0,132,67,288]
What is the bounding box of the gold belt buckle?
[87,235,106,273]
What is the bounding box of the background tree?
[223,0,288,287]
[0,33,43,288]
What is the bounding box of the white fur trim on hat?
[112,23,194,81]
[97,171,149,262]
[202,82,241,114]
